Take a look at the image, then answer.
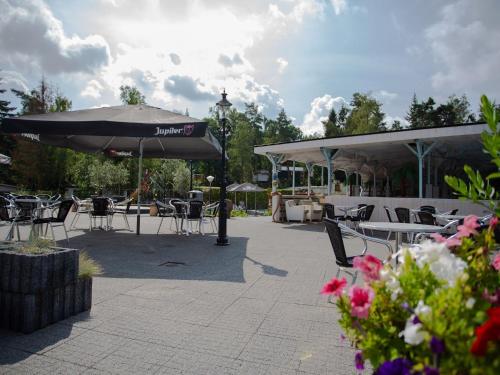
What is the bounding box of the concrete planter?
[0,245,93,333]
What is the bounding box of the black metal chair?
[345,204,367,230]
[169,199,188,234]
[155,200,175,235]
[324,203,346,221]
[90,197,113,231]
[417,211,437,226]
[185,200,204,235]
[324,218,392,287]
[32,200,73,245]
[395,207,410,223]
[419,205,436,214]
[203,202,219,232]
[384,206,393,222]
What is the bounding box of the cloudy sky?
[1,0,499,135]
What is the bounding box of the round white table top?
[434,214,466,220]
[359,222,445,233]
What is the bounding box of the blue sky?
[1,0,499,135]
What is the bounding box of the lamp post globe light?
[215,90,232,246]
[206,175,214,204]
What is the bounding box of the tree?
[406,94,475,128]
[172,162,190,196]
[88,159,129,195]
[344,93,386,135]
[263,109,302,144]
[323,108,344,137]
[391,120,403,131]
[228,111,255,183]
[10,79,73,191]
[119,85,146,105]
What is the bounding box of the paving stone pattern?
[0,214,388,374]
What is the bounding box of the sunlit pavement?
[0,214,388,374]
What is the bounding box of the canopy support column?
[266,153,285,193]
[305,162,313,196]
[405,140,436,198]
[136,138,144,235]
[292,160,296,195]
[320,148,339,195]
[345,171,351,195]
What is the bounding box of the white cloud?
[0,70,29,92]
[169,53,181,66]
[425,0,500,92]
[300,94,349,135]
[374,90,398,103]
[218,53,244,68]
[0,0,110,74]
[81,79,104,99]
[164,75,217,102]
[276,57,288,74]
[329,0,347,15]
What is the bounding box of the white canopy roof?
[254,123,489,177]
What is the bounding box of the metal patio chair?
[32,199,73,245]
[0,196,33,241]
[203,202,219,232]
[89,197,113,231]
[155,200,175,235]
[185,200,204,235]
[70,195,90,230]
[324,218,392,300]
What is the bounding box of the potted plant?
[0,238,101,333]
[322,96,500,374]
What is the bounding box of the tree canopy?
[119,85,146,105]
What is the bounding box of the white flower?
[400,317,424,345]
[380,268,401,300]
[466,297,475,309]
[409,240,468,286]
[414,300,431,318]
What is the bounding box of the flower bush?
[323,96,500,374]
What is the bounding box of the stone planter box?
[0,245,93,333]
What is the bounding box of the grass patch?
[0,238,56,254]
[79,251,103,279]
[231,209,249,217]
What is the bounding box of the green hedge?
[195,186,271,209]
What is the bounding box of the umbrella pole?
[136,138,144,235]
[254,192,256,216]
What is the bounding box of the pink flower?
[349,285,375,319]
[321,277,347,297]
[457,215,480,238]
[353,254,383,281]
[493,253,500,271]
[490,216,499,229]
[431,233,462,247]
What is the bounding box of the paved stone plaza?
[0,214,388,374]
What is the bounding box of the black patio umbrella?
[1,104,222,234]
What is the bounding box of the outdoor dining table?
[13,198,52,237]
[434,214,466,220]
[336,205,357,217]
[359,222,446,253]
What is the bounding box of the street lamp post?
[206,175,214,204]
[216,90,231,246]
